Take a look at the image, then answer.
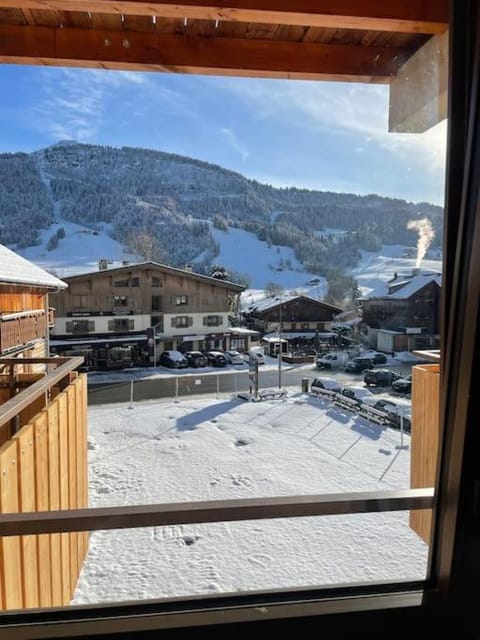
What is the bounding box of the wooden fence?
[0,366,88,610]
[410,363,440,543]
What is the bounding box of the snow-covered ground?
[73,393,427,605]
[211,226,326,291]
[352,245,442,298]
[18,220,139,278]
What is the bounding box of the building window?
[176,295,188,305]
[151,276,162,287]
[130,277,140,287]
[113,279,130,287]
[113,295,128,306]
[291,323,297,330]
[65,320,94,334]
[301,323,310,330]
[172,316,192,328]
[108,318,134,332]
[203,315,223,327]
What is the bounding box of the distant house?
[244,295,342,352]
[0,244,67,366]
[50,261,246,369]
[361,270,441,352]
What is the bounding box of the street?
[87,361,414,405]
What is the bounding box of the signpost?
[249,354,259,399]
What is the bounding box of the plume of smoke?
[407,218,435,268]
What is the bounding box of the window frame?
[3,3,480,638]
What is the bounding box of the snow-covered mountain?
[0,142,443,293]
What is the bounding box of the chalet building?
[0,244,66,367]
[50,261,246,369]
[361,271,442,352]
[245,295,342,352]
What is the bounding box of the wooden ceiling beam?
[0,25,411,82]
[0,1,449,34]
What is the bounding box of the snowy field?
[211,226,326,290]
[73,393,428,605]
[18,220,139,278]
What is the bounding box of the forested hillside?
[0,142,443,279]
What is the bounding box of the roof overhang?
[0,2,447,87]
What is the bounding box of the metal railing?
[0,358,434,574]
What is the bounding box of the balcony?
[0,309,47,354]
[0,356,87,609]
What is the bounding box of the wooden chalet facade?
[245,295,342,335]
[50,261,246,368]
[0,244,66,365]
[361,271,441,351]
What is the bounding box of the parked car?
[248,349,265,365]
[363,369,402,387]
[339,386,375,405]
[315,352,349,369]
[205,351,227,367]
[369,352,388,365]
[362,398,412,431]
[392,375,412,394]
[184,351,207,368]
[344,356,375,373]
[224,350,245,366]
[159,350,188,369]
[311,377,341,394]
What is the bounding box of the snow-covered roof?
[361,271,442,301]
[64,261,245,291]
[247,294,341,314]
[247,293,297,313]
[0,244,67,290]
[387,273,442,299]
[228,327,260,335]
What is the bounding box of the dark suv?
[184,351,207,368]
[392,375,412,394]
[205,351,227,367]
[344,356,374,373]
[364,369,402,387]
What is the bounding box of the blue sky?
[1,65,446,204]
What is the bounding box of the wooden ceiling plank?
[245,21,278,40]
[56,10,92,28]
[0,24,411,82]
[0,1,449,34]
[21,8,36,24]
[123,14,155,31]
[90,12,123,29]
[0,7,27,24]
[28,8,60,26]
[274,24,309,43]
[302,26,338,44]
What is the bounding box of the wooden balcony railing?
[0,309,47,354]
[0,356,87,610]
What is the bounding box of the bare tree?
[127,231,165,263]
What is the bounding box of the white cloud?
[33,68,150,142]
[223,79,447,177]
[218,127,250,160]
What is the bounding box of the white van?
[248,349,265,365]
[315,352,349,369]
